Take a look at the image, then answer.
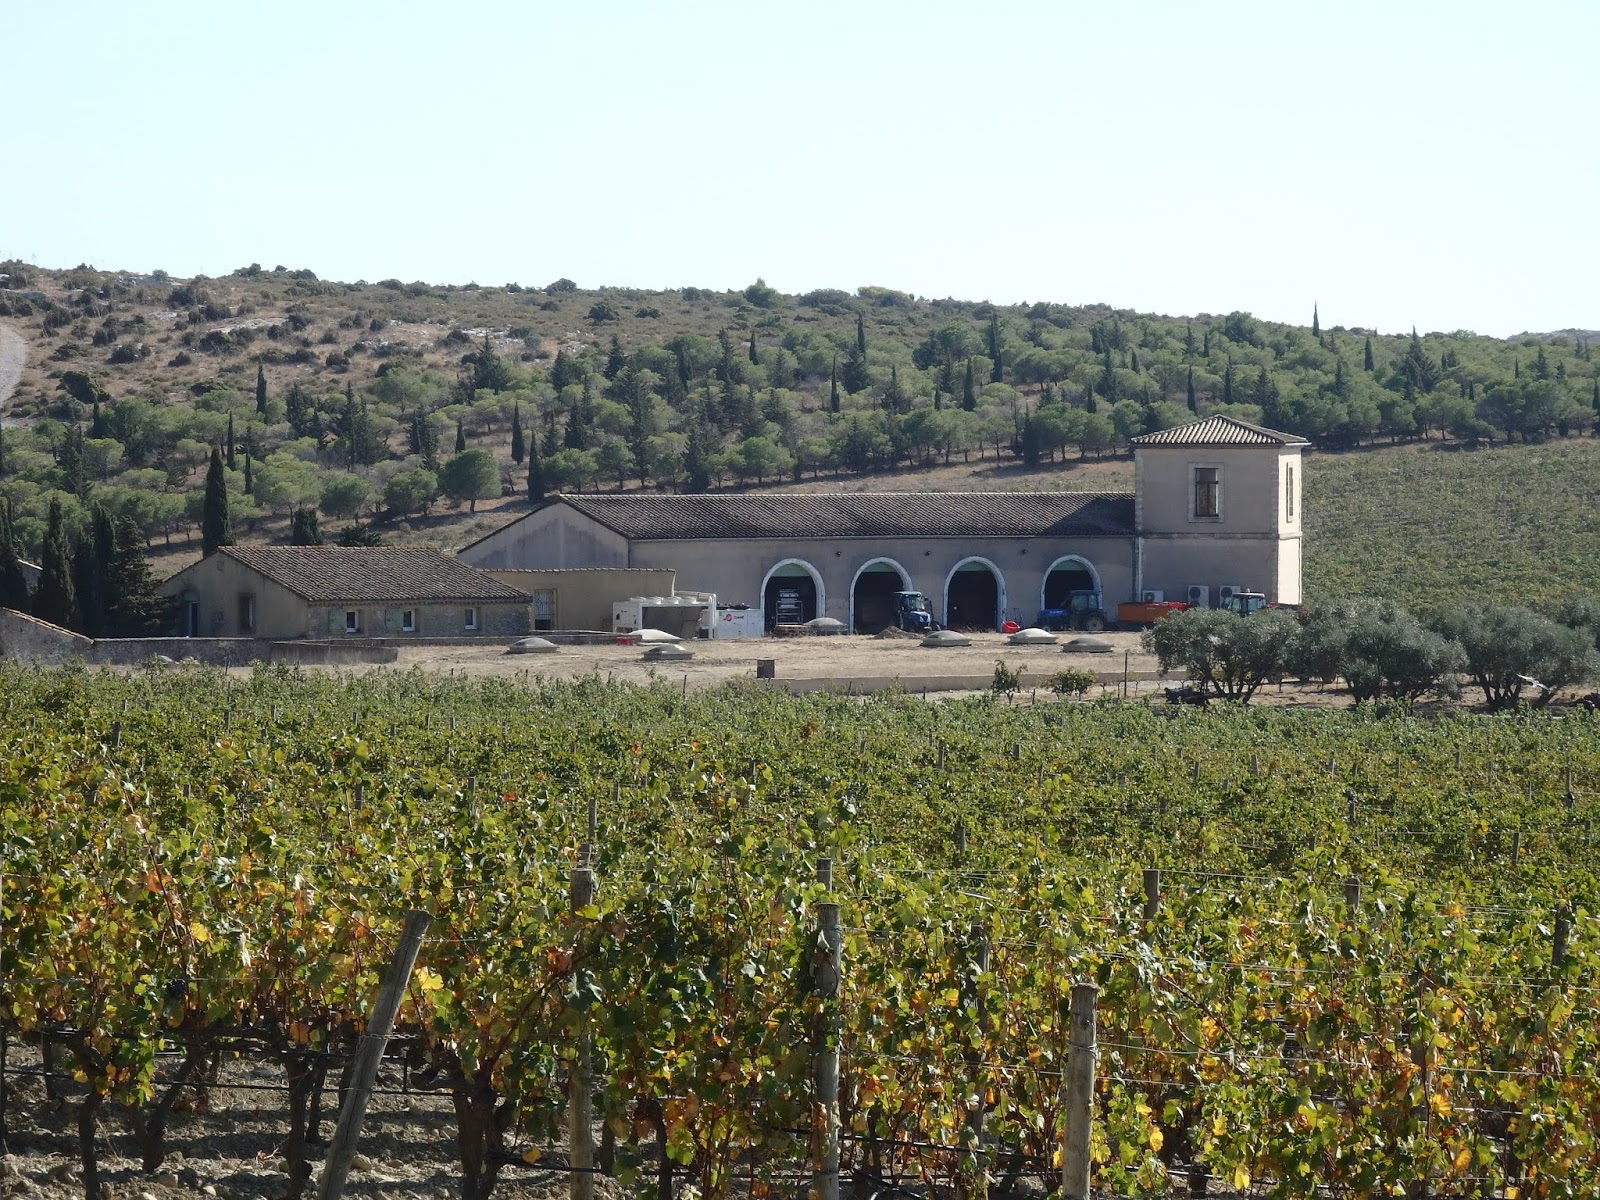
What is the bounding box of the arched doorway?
[761,559,825,631]
[944,557,1006,632]
[1041,555,1102,613]
[850,558,910,634]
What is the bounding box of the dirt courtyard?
[374,629,1166,695]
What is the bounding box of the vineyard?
[4,665,1600,1200]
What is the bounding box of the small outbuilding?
[159,546,532,639]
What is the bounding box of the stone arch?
[943,556,1007,632]
[1041,555,1103,613]
[849,557,911,634]
[760,558,826,630]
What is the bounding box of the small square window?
[464,607,478,631]
[345,610,360,634]
[402,610,416,633]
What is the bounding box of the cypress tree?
[829,354,840,414]
[71,506,114,637]
[290,507,323,545]
[682,420,712,493]
[1312,303,1320,339]
[1592,379,1599,414]
[255,360,268,415]
[510,404,526,464]
[1085,384,1097,415]
[748,325,758,365]
[962,359,976,411]
[101,515,165,636]
[1222,358,1235,406]
[1099,347,1117,402]
[840,315,869,394]
[1184,322,1196,359]
[1186,366,1197,413]
[1129,348,1141,374]
[527,441,546,502]
[1202,327,1212,357]
[1364,336,1375,372]
[0,507,30,611]
[90,399,105,439]
[881,366,908,415]
[226,412,236,469]
[988,313,1003,383]
[856,311,867,359]
[717,328,736,382]
[0,423,6,477]
[201,446,233,556]
[243,448,253,495]
[455,419,467,453]
[31,497,78,630]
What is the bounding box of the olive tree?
[1143,607,1300,703]
[1433,604,1597,709]
[1289,599,1465,705]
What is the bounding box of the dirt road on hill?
[0,322,26,427]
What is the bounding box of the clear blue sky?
[4,1,1595,337]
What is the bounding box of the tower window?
[1193,466,1220,519]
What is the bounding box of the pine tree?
[1364,336,1375,372]
[962,359,977,412]
[682,420,713,493]
[1186,366,1197,413]
[284,382,314,439]
[527,441,546,502]
[255,360,268,416]
[550,348,580,390]
[101,516,165,636]
[1312,303,1320,339]
[201,445,233,556]
[1332,359,1348,400]
[1534,345,1551,380]
[829,354,840,414]
[604,334,627,381]
[31,497,78,630]
[0,506,30,611]
[988,313,1003,383]
[290,507,323,545]
[226,412,236,469]
[455,419,467,454]
[510,403,526,464]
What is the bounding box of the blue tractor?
[1036,589,1109,633]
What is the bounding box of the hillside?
[1,261,1598,613]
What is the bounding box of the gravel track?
[0,321,26,427]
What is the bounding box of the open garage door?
[763,562,820,630]
[851,560,908,634]
[1042,557,1096,610]
[945,560,1002,631]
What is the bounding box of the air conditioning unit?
[1186,585,1210,608]
[1217,584,1244,605]
[1141,589,1165,603]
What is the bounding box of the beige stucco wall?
[159,552,314,638]
[484,568,677,630]
[1133,444,1305,606]
[625,535,1134,630]
[459,504,629,570]
[160,555,530,639]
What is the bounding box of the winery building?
[458,416,1306,632]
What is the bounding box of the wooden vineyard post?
[1553,905,1571,971]
[569,852,597,1200]
[1143,868,1162,926]
[959,922,991,1200]
[1344,875,1361,913]
[317,909,431,1200]
[1061,982,1098,1200]
[813,900,842,1200]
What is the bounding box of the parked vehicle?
[893,590,938,634]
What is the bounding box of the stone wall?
[0,607,94,665]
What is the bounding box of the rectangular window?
[533,589,556,632]
[237,594,255,634]
[402,610,416,633]
[345,610,360,634]
[1193,466,1220,519]
[464,607,478,631]
[1285,465,1295,520]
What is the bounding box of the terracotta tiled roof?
[542,491,1135,541]
[216,547,530,603]
[1130,415,1309,447]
